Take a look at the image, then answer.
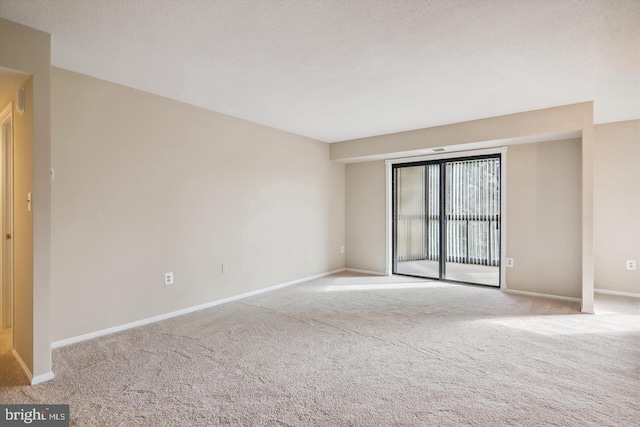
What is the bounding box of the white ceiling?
[1,0,638,142]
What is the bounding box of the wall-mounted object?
[16,86,25,115]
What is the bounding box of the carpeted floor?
[1,273,638,426]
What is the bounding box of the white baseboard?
[31,371,55,385]
[595,289,640,298]
[502,289,581,303]
[344,268,388,276]
[12,349,32,382]
[11,348,55,385]
[52,268,345,349]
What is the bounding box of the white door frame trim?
[0,102,13,332]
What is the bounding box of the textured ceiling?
[1,0,638,142]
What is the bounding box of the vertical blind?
[445,158,500,266]
[395,164,440,262]
[395,157,500,266]
[396,166,426,262]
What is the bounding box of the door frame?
[385,147,508,289]
[0,102,14,331]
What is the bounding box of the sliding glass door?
[393,155,501,287]
[394,164,440,278]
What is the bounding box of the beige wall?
[506,139,582,298]
[345,161,386,273]
[343,120,640,300]
[0,18,51,380]
[331,103,593,162]
[51,67,345,341]
[336,102,594,311]
[344,140,583,299]
[594,120,640,294]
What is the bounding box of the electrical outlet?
[164,272,174,285]
[506,258,514,268]
[626,260,637,270]
[341,246,345,254]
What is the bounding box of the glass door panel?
[444,158,500,286]
[394,164,440,278]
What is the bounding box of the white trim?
[344,268,387,276]
[31,371,54,385]
[52,269,345,348]
[385,161,393,275]
[595,289,640,298]
[502,289,581,303]
[0,102,13,331]
[499,150,507,290]
[0,103,12,122]
[12,348,32,382]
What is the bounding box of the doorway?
[0,102,13,343]
[392,154,501,287]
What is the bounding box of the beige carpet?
[1,273,638,426]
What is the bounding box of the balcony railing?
[396,214,500,266]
